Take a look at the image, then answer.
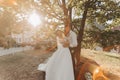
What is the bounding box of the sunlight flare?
[28,12,41,27]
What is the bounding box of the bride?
[38,30,74,80]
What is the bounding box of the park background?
[0,0,120,80]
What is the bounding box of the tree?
[0,0,120,79]
[31,0,120,79]
[47,0,120,79]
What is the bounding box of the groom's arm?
[63,39,70,47]
[70,31,78,48]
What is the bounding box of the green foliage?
[106,18,120,30]
[72,0,120,50]
[74,0,120,25]
[0,0,119,50]
[72,18,81,33]
[0,37,7,48]
[82,30,101,49]
[82,29,120,49]
[0,9,14,36]
[0,36,16,48]
[98,30,120,47]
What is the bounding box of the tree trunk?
[68,7,72,28]
[75,3,89,80]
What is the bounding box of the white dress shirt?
[68,30,78,48]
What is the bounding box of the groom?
[64,26,78,77]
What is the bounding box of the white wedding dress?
[38,37,74,80]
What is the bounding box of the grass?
[81,49,120,79]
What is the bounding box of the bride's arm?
[46,39,57,52]
[46,44,57,52]
[63,38,70,47]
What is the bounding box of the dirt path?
[0,50,51,80]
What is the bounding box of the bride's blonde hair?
[56,30,65,38]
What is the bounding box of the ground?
[81,49,120,80]
[0,50,51,80]
[0,49,120,80]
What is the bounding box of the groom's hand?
[63,41,69,47]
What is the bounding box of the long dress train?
[38,37,74,80]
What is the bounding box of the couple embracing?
[38,26,78,80]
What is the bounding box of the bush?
[0,37,8,48]
[0,37,17,48]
